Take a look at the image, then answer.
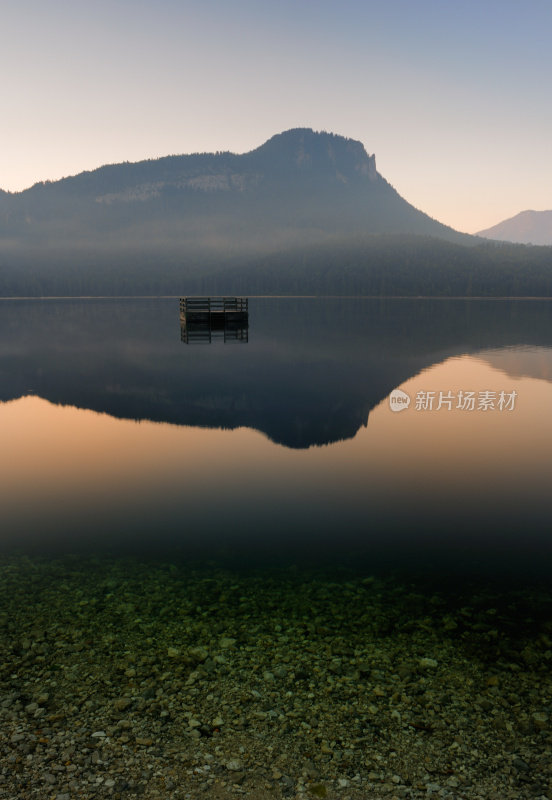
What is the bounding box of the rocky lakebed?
[0,554,551,800]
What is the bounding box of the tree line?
[1,235,552,297]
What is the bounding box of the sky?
[1,0,551,233]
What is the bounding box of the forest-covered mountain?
[1,128,552,297]
[478,210,552,245]
[0,128,468,250]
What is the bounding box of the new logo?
[389,389,411,412]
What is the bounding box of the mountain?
[4,128,552,297]
[0,128,471,254]
[478,210,552,245]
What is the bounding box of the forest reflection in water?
[0,297,551,572]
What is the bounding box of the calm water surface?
[2,297,552,800]
[1,297,551,577]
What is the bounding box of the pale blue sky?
[2,0,551,232]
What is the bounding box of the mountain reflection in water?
[1,297,552,449]
[1,297,552,568]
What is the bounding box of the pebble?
[513,757,530,772]
[532,711,549,729]
[188,646,209,662]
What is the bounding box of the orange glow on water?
[1,351,551,544]
[364,354,552,503]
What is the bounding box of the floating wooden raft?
[180,297,249,344]
[180,296,248,323]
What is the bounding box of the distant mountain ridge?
[478,210,552,245]
[0,128,470,250]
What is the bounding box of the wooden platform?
[180,297,249,344]
[180,296,248,322]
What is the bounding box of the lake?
[1,296,552,569]
[1,297,552,798]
